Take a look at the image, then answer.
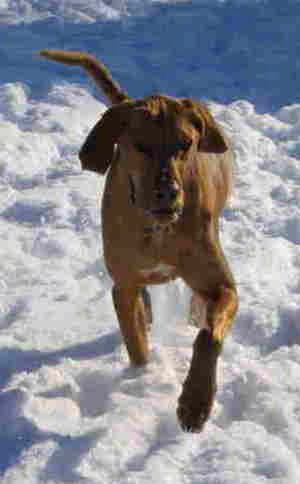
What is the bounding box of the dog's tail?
[40,49,129,105]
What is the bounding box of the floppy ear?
[187,101,228,154]
[79,101,134,174]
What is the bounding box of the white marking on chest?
[140,263,175,278]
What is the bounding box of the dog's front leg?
[112,285,150,366]
[177,282,238,432]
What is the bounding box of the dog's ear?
[79,101,134,174]
[185,100,228,154]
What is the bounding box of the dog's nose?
[155,182,180,203]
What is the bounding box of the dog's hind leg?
[112,285,150,366]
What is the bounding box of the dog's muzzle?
[129,173,184,225]
[147,180,184,225]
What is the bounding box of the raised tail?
[40,49,129,105]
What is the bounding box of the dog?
[40,49,239,432]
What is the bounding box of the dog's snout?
[155,181,180,203]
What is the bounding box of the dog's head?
[80,95,228,225]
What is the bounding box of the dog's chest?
[142,223,175,254]
[138,225,178,281]
[139,262,176,280]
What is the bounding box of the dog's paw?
[176,396,214,433]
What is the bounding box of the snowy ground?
[1,1,300,483]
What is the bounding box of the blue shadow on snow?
[0,0,300,112]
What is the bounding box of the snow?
[1,0,300,482]
[2,1,300,112]
[0,0,124,24]
[0,0,267,24]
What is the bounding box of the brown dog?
[40,50,239,432]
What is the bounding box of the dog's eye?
[135,143,153,158]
